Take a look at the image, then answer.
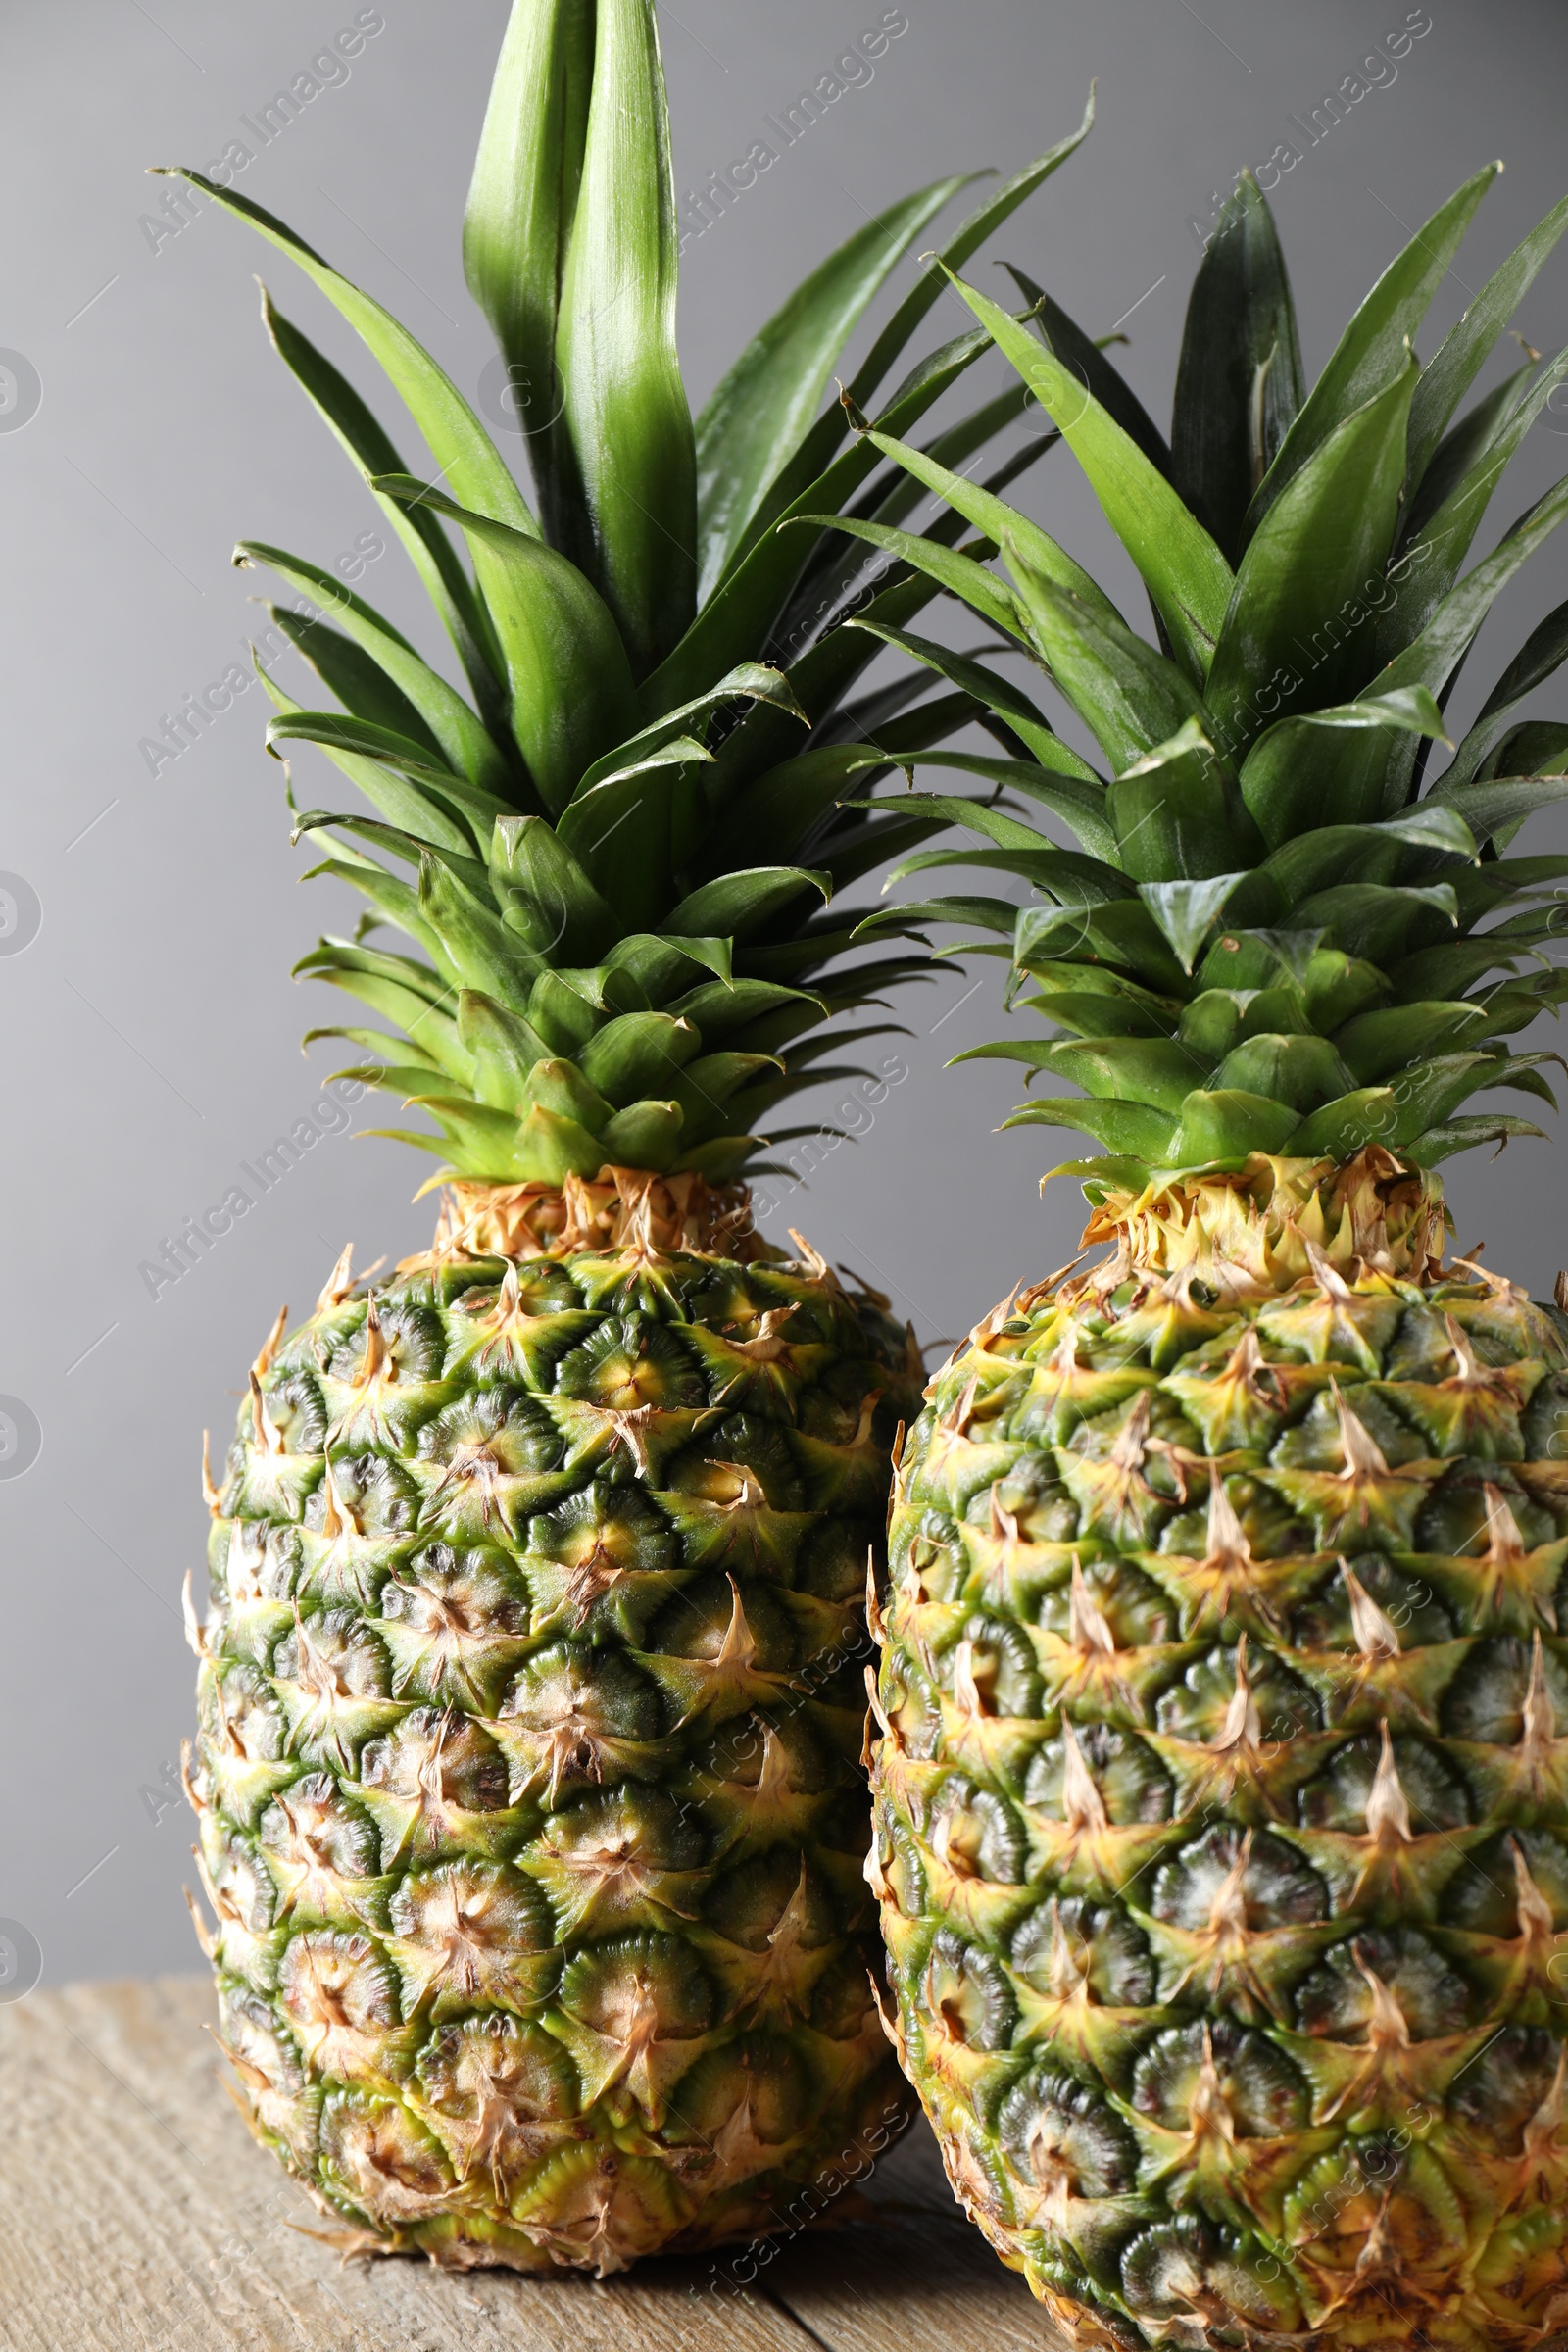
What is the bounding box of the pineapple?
[858,166,1568,2345]
[168,0,1092,2277]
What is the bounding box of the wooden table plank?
[0,1976,1043,2350]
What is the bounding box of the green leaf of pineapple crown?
[154,0,1101,1196]
[849,165,1568,1200]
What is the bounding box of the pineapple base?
[871,1152,1568,2348]
[189,1189,918,2274]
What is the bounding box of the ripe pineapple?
[858,166,1568,2344]
[169,0,1092,2275]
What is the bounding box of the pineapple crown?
[849,166,1568,1205]
[155,0,1096,1199]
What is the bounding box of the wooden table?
[0,1977,1045,2349]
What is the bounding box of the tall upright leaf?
[556,0,696,676]
[1205,357,1418,752]
[695,175,973,603]
[942,270,1234,684]
[1407,190,1568,490]
[1249,164,1499,527]
[1171,172,1303,563]
[463,0,595,547]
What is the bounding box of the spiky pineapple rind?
[872,1165,1568,2348]
[191,1239,919,2273]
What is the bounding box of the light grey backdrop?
[5,0,1568,1988]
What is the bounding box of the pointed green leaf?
[578,1010,699,1103]
[938,268,1233,680]
[555,0,695,674]
[523,1056,614,1132]
[1108,719,1262,882]
[849,91,1097,416]
[575,663,806,798]
[664,867,829,944]
[1138,874,1248,974]
[462,0,593,543]
[1008,556,1208,773]
[264,603,441,758]
[490,813,617,961]
[901,750,1114,862]
[1239,687,1452,845]
[262,684,480,857]
[1408,191,1568,488]
[1426,774,1568,840]
[373,474,636,812]
[259,291,503,712]
[457,989,554,1111]
[1171,171,1303,563]
[1402,363,1535,543]
[696,173,975,601]
[1250,163,1500,524]
[237,541,511,795]
[1172,1087,1299,1161]
[1001,266,1172,478]
[266,710,512,844]
[646,320,1010,710]
[1206,358,1419,754]
[1370,472,1568,808]
[1383,345,1568,651]
[788,514,1023,642]
[858,422,1123,629]
[701,747,887,874]
[1436,593,1568,789]
[154,171,536,534]
[999,1093,1177,1160]
[419,852,539,1013]
[512,1101,608,1182]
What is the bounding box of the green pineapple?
[170,0,1091,2275]
[858,165,1568,2345]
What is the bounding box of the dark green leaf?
[1009,558,1208,773]
[1205,357,1418,752]
[696,174,974,601]
[260,292,503,713]
[1249,163,1500,525]
[664,867,829,943]
[1407,190,1568,489]
[1171,171,1303,563]
[1237,688,1450,845]
[942,269,1233,682]
[1440,594,1568,788]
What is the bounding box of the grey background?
[5,0,1568,1988]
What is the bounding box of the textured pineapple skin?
[871,1250,1568,2349]
[190,1241,917,2274]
